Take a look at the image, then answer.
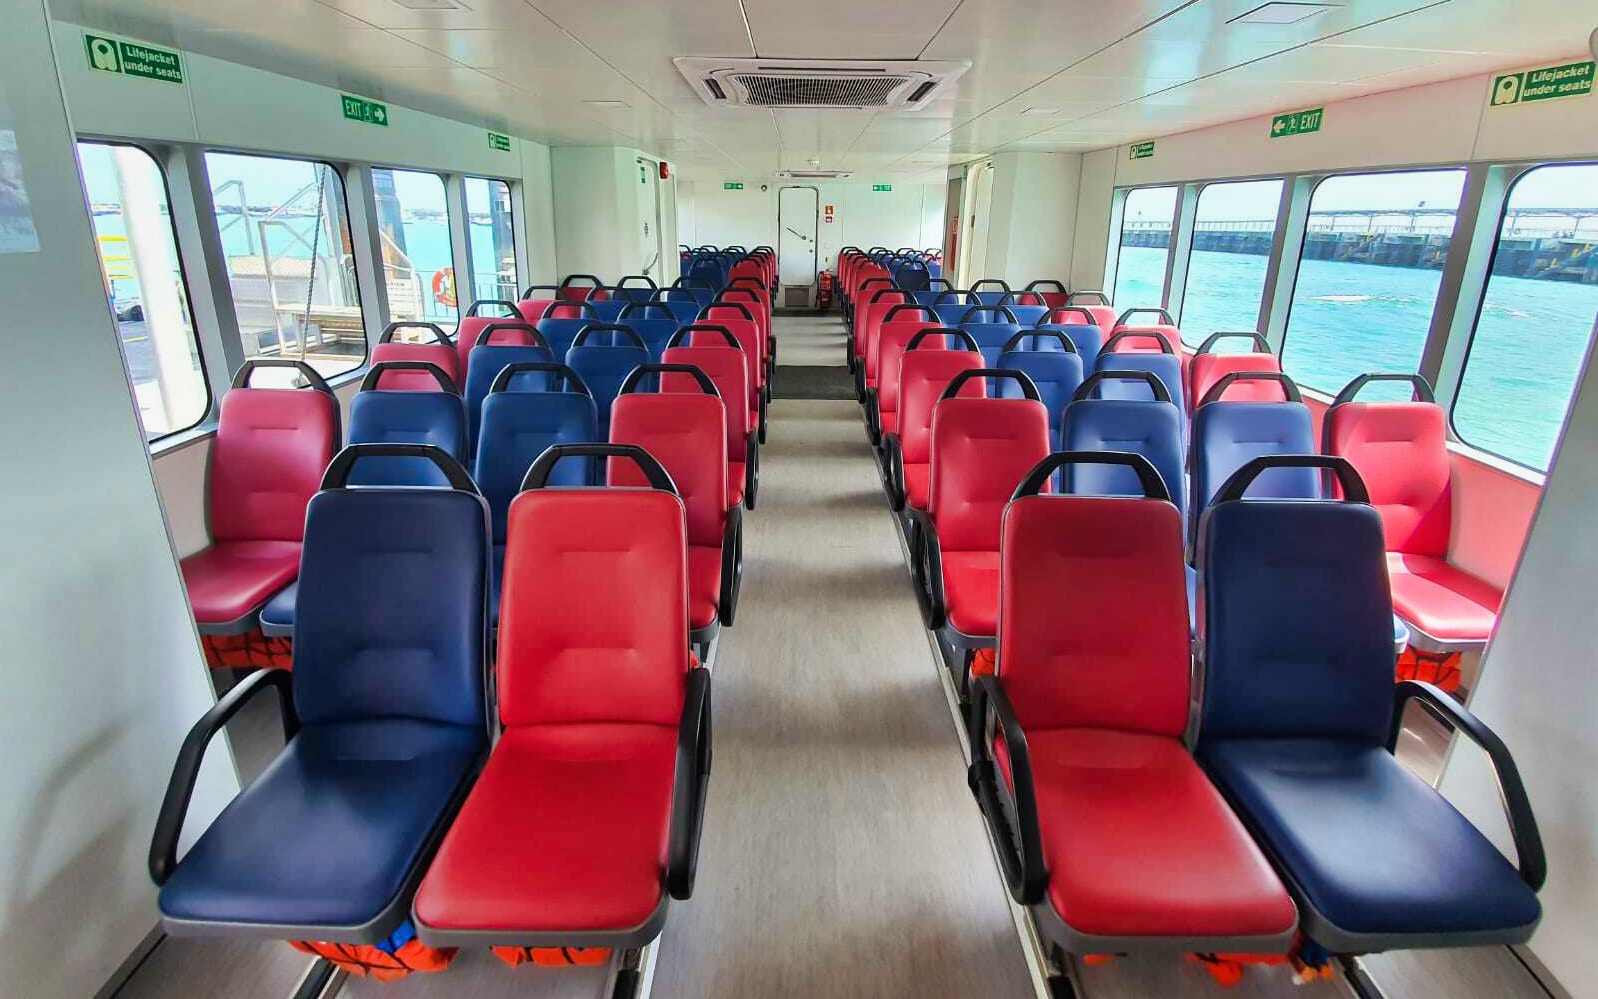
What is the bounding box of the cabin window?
[1282,169,1466,395]
[77,142,210,441]
[1114,186,1178,309]
[1453,163,1598,472]
[371,168,459,332]
[465,177,518,303]
[203,152,366,380]
[1180,179,1284,346]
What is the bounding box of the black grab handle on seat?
[1331,372,1437,407]
[231,359,333,395]
[379,321,449,345]
[940,368,1041,402]
[1116,307,1175,327]
[619,301,676,319]
[1003,329,1079,353]
[907,328,979,352]
[619,363,720,397]
[1025,279,1068,295]
[997,291,1046,308]
[1198,372,1301,406]
[884,304,936,322]
[616,274,659,291]
[480,322,551,349]
[359,361,458,394]
[1046,306,1101,327]
[489,362,591,396]
[958,306,1020,325]
[521,443,676,493]
[559,274,606,291]
[1197,331,1271,354]
[571,323,648,349]
[1013,451,1170,501]
[520,284,561,300]
[540,300,601,320]
[970,279,1011,294]
[465,299,520,318]
[666,325,740,349]
[932,290,979,305]
[1214,455,1368,505]
[1101,330,1175,354]
[704,302,754,321]
[321,443,477,491]
[869,288,912,304]
[1069,290,1110,306]
[1073,370,1173,404]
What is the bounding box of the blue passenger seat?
[565,324,651,437]
[462,329,555,454]
[996,330,1084,450]
[958,305,1023,367]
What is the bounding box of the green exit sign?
[723,182,744,190]
[1128,141,1155,160]
[488,131,511,152]
[872,184,893,192]
[1490,60,1594,108]
[84,33,184,85]
[341,94,389,127]
[1270,107,1324,138]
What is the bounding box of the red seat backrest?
[928,397,1051,553]
[209,387,339,544]
[497,488,688,729]
[370,343,459,391]
[515,299,552,325]
[663,346,750,457]
[1108,324,1181,354]
[719,288,770,341]
[897,351,986,464]
[869,308,937,384]
[999,494,1191,736]
[609,394,729,549]
[729,261,764,287]
[1325,402,1452,557]
[857,292,914,364]
[1189,354,1282,408]
[700,308,766,389]
[878,329,951,417]
[1065,304,1118,332]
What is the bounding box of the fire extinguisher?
[817,271,835,311]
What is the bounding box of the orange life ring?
[431,267,457,309]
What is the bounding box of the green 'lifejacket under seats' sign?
[342,95,389,127]
[1128,141,1155,160]
[488,132,511,152]
[1490,61,1595,108]
[724,182,744,190]
[84,33,184,85]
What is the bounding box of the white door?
[637,158,664,278]
[777,186,819,289]
[959,162,995,288]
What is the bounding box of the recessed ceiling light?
[1228,2,1337,25]
[584,100,630,109]
[1020,107,1061,117]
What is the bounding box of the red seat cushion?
[180,541,301,624]
[904,462,930,512]
[688,545,721,630]
[1007,729,1296,939]
[1387,553,1501,644]
[942,551,998,638]
[879,409,898,436]
[413,723,675,933]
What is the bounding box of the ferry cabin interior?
[4,0,1598,996]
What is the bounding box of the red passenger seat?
[869,319,951,443]
[1324,374,1502,651]
[908,370,1050,659]
[968,451,1297,951]
[370,322,459,391]
[1187,332,1282,409]
[1064,291,1119,335]
[663,328,757,509]
[413,444,710,952]
[609,365,742,654]
[883,333,984,512]
[180,360,339,636]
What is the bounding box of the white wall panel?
[982,152,1082,286]
[1072,148,1118,292]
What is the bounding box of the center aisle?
[650,313,1035,997]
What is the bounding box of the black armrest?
[906,507,946,631]
[719,505,743,627]
[668,667,713,900]
[884,434,905,511]
[744,432,760,510]
[149,669,298,885]
[864,387,881,444]
[970,674,1047,905]
[1390,681,1545,890]
[758,388,769,445]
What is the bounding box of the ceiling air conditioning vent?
[675,58,970,111]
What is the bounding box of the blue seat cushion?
[159,719,483,932]
[259,583,295,637]
[1202,739,1539,937]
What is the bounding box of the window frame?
[464,174,521,304]
[1448,159,1598,473]
[202,149,369,380]
[1277,166,1469,396]
[79,138,214,443]
[1112,184,1181,309]
[370,163,460,329]
[1178,176,1286,344]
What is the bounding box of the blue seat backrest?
[1030,323,1103,366]
[688,260,725,293]
[1198,499,1396,744]
[475,392,599,544]
[464,345,555,451]
[1061,399,1188,519]
[624,318,680,360]
[538,317,592,358]
[1095,352,1186,419]
[934,302,977,326]
[1004,305,1049,327]
[960,322,1022,368]
[1191,402,1320,516]
[973,290,1008,307]
[566,344,650,434]
[660,296,702,325]
[344,393,468,486]
[997,349,1085,450]
[586,298,628,323]
[293,485,489,732]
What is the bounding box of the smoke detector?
[675,58,970,110]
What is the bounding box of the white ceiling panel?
[740,0,961,59]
